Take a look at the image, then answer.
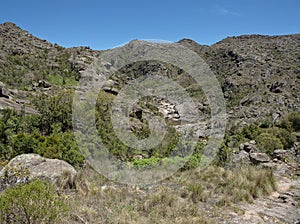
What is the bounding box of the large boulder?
[239,140,258,153]
[0,154,77,190]
[249,152,271,164]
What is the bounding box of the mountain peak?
[0,22,21,31]
[2,21,17,27]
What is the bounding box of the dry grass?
[59,185,208,224]
[56,165,277,223]
[178,165,277,205]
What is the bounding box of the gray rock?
[233,150,251,164]
[273,149,287,159]
[249,140,256,145]
[0,154,77,190]
[250,152,271,163]
[261,162,277,169]
[0,81,9,98]
[240,141,258,153]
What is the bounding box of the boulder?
[239,141,258,153]
[273,149,287,160]
[249,152,270,164]
[0,154,77,190]
[233,150,251,164]
[0,81,9,98]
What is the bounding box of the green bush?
[216,143,233,166]
[0,180,68,224]
[36,130,85,168]
[132,157,161,169]
[255,132,283,155]
[0,106,84,168]
[279,112,300,132]
[266,127,296,149]
[287,112,300,132]
[241,123,262,140]
[182,154,203,170]
[33,90,74,135]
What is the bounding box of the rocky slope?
[1,22,299,128]
[179,34,300,128]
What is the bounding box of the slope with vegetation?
[0,22,299,223]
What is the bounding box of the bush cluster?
[0,180,68,224]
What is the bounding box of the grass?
[179,165,277,205]
[0,163,278,223]
[54,164,277,223]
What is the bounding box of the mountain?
[0,22,299,224]
[1,22,299,130]
[179,34,300,127]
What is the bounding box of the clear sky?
[0,0,299,50]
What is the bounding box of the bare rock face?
[0,154,77,190]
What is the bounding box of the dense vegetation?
[0,179,67,224]
[0,90,84,168]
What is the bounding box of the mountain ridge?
[0,21,299,127]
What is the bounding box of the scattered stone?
[38,80,51,88]
[133,155,143,160]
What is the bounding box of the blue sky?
[0,0,299,50]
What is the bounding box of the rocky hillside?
[179,35,300,128]
[0,22,100,88]
[0,22,299,224]
[0,22,299,128]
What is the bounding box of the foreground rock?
[0,154,77,190]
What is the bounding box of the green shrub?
[255,132,283,155]
[279,112,300,132]
[216,143,233,166]
[182,154,202,170]
[241,123,261,140]
[132,157,161,169]
[287,112,300,132]
[0,180,68,224]
[33,90,74,134]
[35,131,85,168]
[266,127,296,149]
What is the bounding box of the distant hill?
[0,21,299,128]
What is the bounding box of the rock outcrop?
[0,154,77,190]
